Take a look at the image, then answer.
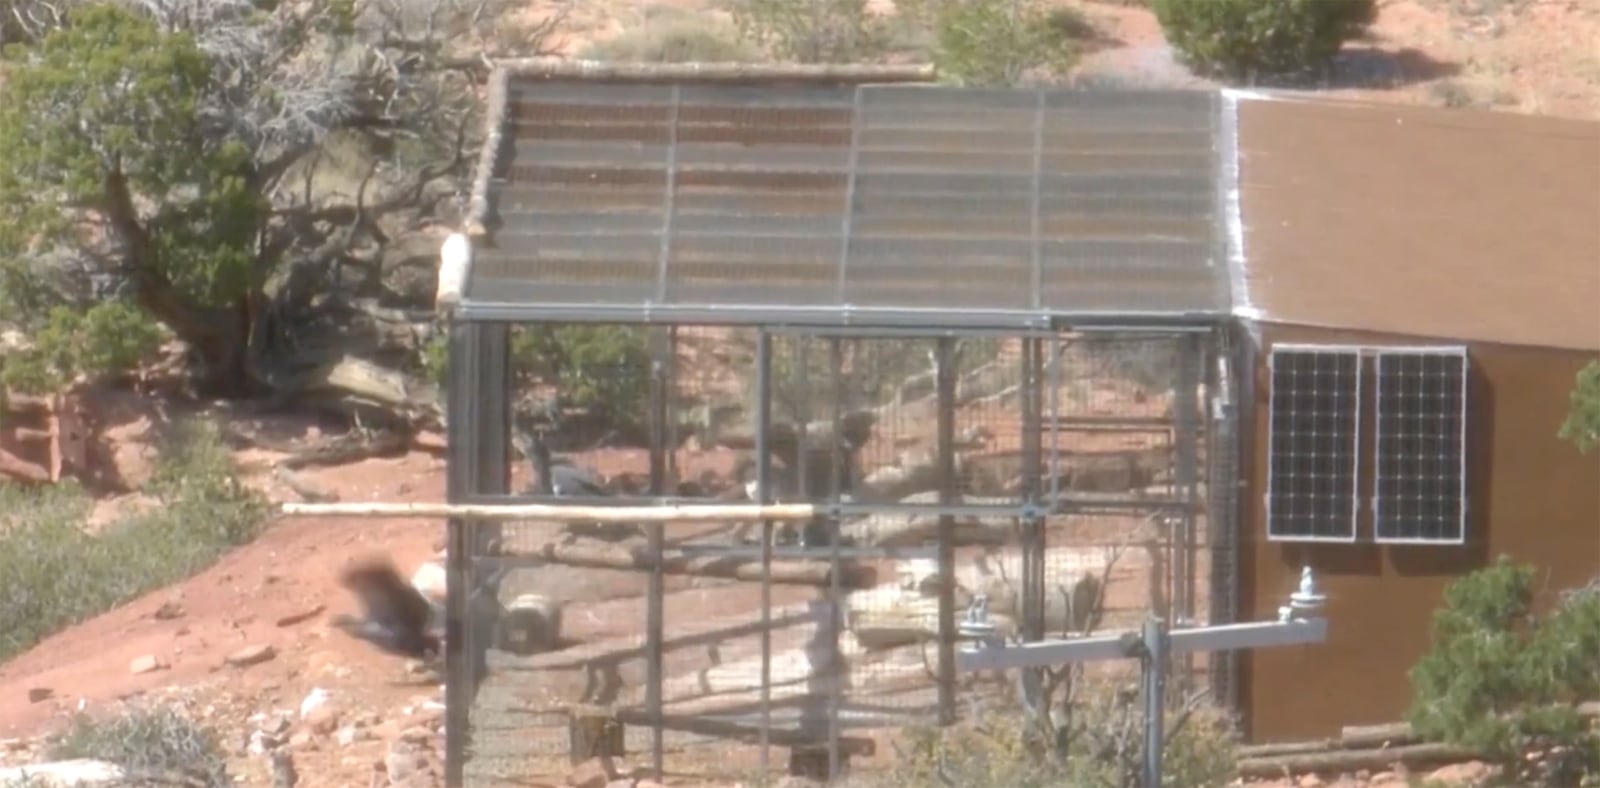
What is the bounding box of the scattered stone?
[336,725,372,747]
[264,715,293,736]
[269,747,299,788]
[605,780,635,788]
[398,726,433,744]
[304,706,341,736]
[26,687,52,704]
[288,731,316,750]
[774,777,827,788]
[1426,761,1494,785]
[634,782,667,788]
[299,688,331,719]
[128,654,168,675]
[248,729,283,757]
[567,757,620,788]
[153,601,186,620]
[1297,774,1325,788]
[276,605,326,628]
[226,644,277,667]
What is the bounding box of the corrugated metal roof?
[462,62,1232,327]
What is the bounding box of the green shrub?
[1559,360,1600,453]
[0,416,268,662]
[730,0,895,63]
[898,0,1086,86]
[46,702,230,787]
[1151,0,1377,81]
[0,302,165,393]
[580,12,763,62]
[1408,556,1600,786]
[422,324,653,439]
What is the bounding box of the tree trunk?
[102,168,263,398]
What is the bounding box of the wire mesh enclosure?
[443,322,1235,785]
[440,62,1244,786]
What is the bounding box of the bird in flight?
[328,553,443,663]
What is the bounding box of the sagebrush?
[46,702,230,787]
[580,10,761,63]
[0,417,268,662]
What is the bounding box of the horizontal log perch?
[514,539,876,588]
[1241,701,1600,778]
[1237,742,1478,780]
[279,501,817,523]
[1235,739,1340,760]
[1339,721,1417,749]
[608,707,878,755]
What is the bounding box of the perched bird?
[329,554,442,662]
[514,427,641,542]
[522,428,609,497]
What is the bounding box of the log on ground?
[1236,743,1479,780]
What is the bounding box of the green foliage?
[0,302,165,393]
[0,3,262,361]
[1151,0,1377,81]
[0,417,268,663]
[422,325,651,436]
[730,0,895,63]
[899,0,1087,86]
[514,325,653,436]
[46,703,230,787]
[887,690,1237,787]
[1559,361,1600,454]
[1408,556,1600,786]
[580,11,763,62]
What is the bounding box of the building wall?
[1236,322,1600,743]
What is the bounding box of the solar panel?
[1373,348,1469,544]
[1265,346,1363,542]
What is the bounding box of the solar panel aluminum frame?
[1263,343,1365,544]
[1370,345,1470,547]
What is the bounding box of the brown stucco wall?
[1237,322,1600,744]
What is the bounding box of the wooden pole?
[279,501,817,523]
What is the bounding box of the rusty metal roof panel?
[466,67,1231,327]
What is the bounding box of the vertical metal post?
[1019,338,1045,708]
[755,331,774,777]
[646,326,671,776]
[444,320,509,788]
[826,337,845,780]
[1208,330,1243,721]
[1173,334,1202,690]
[1142,616,1168,788]
[935,337,958,726]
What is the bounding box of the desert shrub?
[730,0,895,63]
[46,702,230,787]
[886,683,1237,787]
[1151,0,1377,81]
[0,302,165,393]
[580,11,762,62]
[897,0,1088,86]
[421,324,653,441]
[1408,556,1600,786]
[0,416,268,662]
[1559,360,1600,453]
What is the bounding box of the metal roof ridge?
[1218,89,1260,321]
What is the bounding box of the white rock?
[0,759,126,786]
[298,687,330,719]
